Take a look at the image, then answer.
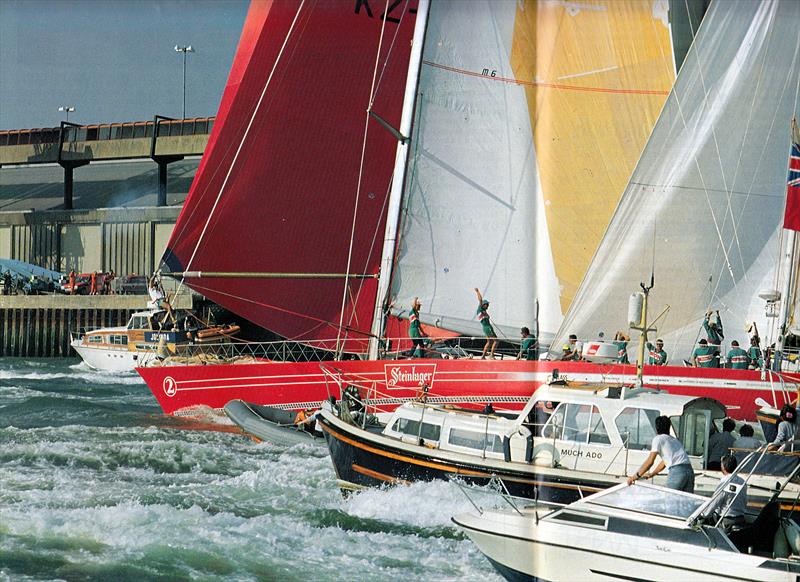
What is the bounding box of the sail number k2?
[354,0,416,24]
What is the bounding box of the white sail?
[389,0,676,342]
[555,0,800,360]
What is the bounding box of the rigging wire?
[335,0,392,357]
[170,0,308,298]
[341,1,412,346]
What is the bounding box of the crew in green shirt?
[702,310,724,367]
[613,331,630,364]
[646,339,668,365]
[474,288,497,359]
[692,338,720,368]
[409,297,427,358]
[727,340,749,369]
[747,335,763,369]
[517,327,538,361]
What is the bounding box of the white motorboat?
[71,309,239,372]
[453,453,800,581]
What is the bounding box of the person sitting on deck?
[474,288,497,359]
[732,424,761,450]
[148,278,175,322]
[707,454,747,533]
[727,340,749,369]
[646,338,668,365]
[708,418,736,471]
[768,404,800,452]
[692,338,719,368]
[517,327,538,360]
[560,334,582,361]
[613,331,630,364]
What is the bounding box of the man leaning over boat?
[626,415,694,493]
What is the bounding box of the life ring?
[530,443,560,467]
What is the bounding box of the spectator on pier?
[692,338,719,368]
[613,331,630,364]
[106,270,115,295]
[627,415,694,493]
[732,424,761,450]
[2,271,11,296]
[727,340,749,369]
[68,270,76,295]
[517,327,538,361]
[89,271,97,295]
[560,334,582,361]
[646,338,668,365]
[708,418,736,470]
[409,297,427,358]
[474,288,497,359]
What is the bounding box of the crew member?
[704,310,724,366]
[747,335,763,369]
[409,297,427,358]
[561,334,582,361]
[517,327,538,360]
[646,338,668,365]
[613,331,629,364]
[474,288,497,359]
[727,340,749,369]
[691,339,719,368]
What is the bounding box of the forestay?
[555,0,800,359]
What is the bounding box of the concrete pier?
[0,293,192,358]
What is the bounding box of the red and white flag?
[782,119,800,230]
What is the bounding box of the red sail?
[163,0,416,351]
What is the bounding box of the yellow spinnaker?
[512,0,675,313]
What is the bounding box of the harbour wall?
[0,294,192,358]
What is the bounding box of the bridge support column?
[152,155,183,207]
[58,160,90,210]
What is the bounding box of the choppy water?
[0,359,501,581]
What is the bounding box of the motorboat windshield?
[586,482,706,520]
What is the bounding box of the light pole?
[58,106,75,122]
[174,45,194,119]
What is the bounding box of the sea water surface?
[0,359,502,581]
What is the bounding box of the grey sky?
[0,0,248,130]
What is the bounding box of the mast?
[368,0,431,359]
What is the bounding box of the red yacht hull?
[136,359,798,421]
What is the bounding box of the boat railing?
[452,476,559,523]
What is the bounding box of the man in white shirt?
[627,415,694,493]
